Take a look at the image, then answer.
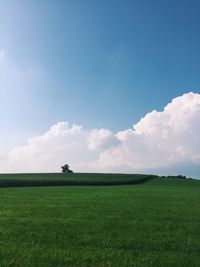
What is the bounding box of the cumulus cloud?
[87,129,120,151]
[0,122,119,173]
[0,148,8,161]
[97,92,200,173]
[0,92,200,177]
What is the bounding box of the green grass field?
[0,174,200,267]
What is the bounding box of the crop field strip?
[0,173,154,187]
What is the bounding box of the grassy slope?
[0,177,200,267]
[0,173,153,187]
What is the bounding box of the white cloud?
[97,92,200,173]
[0,92,200,177]
[0,122,118,173]
[87,129,120,151]
[0,148,8,161]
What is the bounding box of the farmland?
[0,174,200,267]
[0,173,153,187]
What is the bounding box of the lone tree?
[61,164,73,173]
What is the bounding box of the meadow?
[0,174,200,267]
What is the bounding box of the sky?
[0,0,200,177]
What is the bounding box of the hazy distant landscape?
[1,173,200,267]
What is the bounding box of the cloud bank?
[0,92,200,177]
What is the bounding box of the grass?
[0,175,200,266]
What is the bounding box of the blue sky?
[0,1,200,176]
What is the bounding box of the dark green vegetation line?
[0,176,200,267]
[0,173,154,187]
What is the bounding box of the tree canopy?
[61,164,73,173]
